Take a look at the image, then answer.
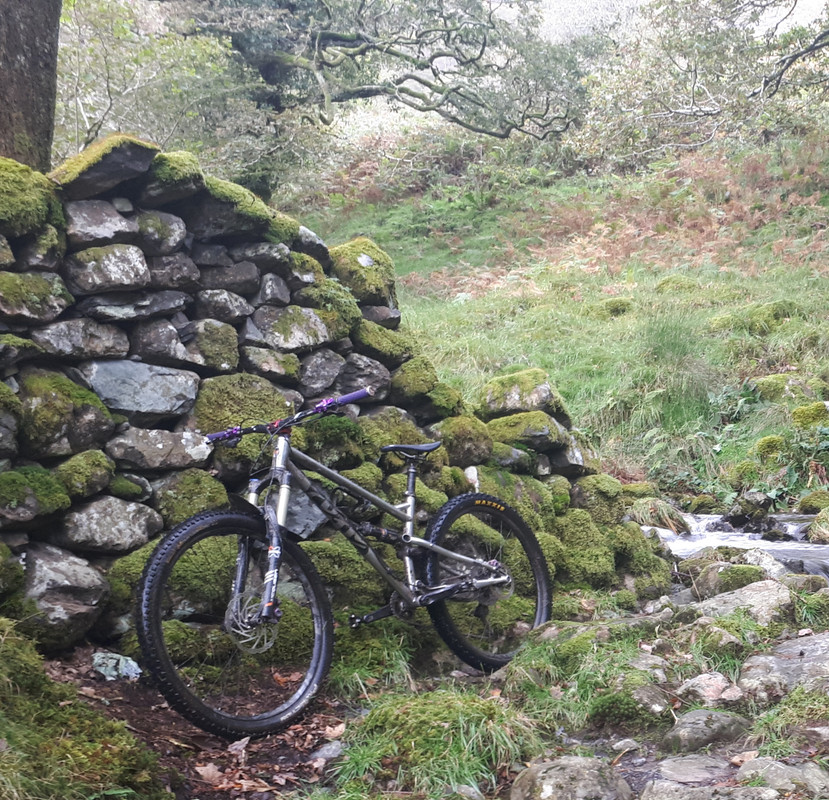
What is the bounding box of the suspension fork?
[245,433,292,622]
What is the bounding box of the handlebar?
[204,386,376,444]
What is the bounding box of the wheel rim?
[153,531,322,723]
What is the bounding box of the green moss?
[194,373,293,474]
[614,589,638,609]
[384,475,448,513]
[302,533,386,606]
[486,411,569,452]
[303,414,365,469]
[425,382,464,419]
[147,150,203,187]
[18,370,111,455]
[792,402,829,428]
[105,540,156,616]
[725,459,761,491]
[50,134,159,188]
[620,481,659,501]
[573,474,625,526]
[797,490,829,514]
[290,252,326,282]
[294,278,362,334]
[656,275,699,293]
[0,158,64,239]
[605,522,672,598]
[52,450,115,498]
[341,461,385,493]
[591,296,634,319]
[108,474,146,500]
[687,493,726,514]
[431,414,493,466]
[0,542,24,599]
[355,320,419,368]
[154,469,229,527]
[329,236,397,306]
[754,434,785,461]
[357,406,429,463]
[718,564,765,593]
[554,629,599,677]
[590,689,653,726]
[545,474,571,514]
[266,210,301,245]
[551,593,581,620]
[195,319,239,371]
[550,509,617,588]
[753,373,812,404]
[477,467,560,534]
[0,381,22,417]
[711,299,805,336]
[477,368,569,422]
[0,617,164,798]
[0,272,73,318]
[0,465,71,516]
[204,174,273,223]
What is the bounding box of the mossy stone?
[486,410,570,453]
[725,459,761,490]
[687,493,726,514]
[792,402,829,428]
[294,278,363,335]
[754,434,785,461]
[424,382,464,420]
[571,474,626,526]
[303,414,365,469]
[302,533,386,607]
[656,275,699,293]
[753,373,815,405]
[384,474,448,514]
[356,320,418,369]
[0,381,21,417]
[0,158,64,239]
[266,210,301,245]
[551,509,617,588]
[478,466,560,535]
[0,464,72,519]
[545,474,571,514]
[357,406,430,464]
[591,297,633,318]
[340,462,385,493]
[329,236,397,307]
[0,541,24,599]
[193,373,294,477]
[390,355,439,404]
[431,414,493,468]
[194,319,240,371]
[148,150,203,187]
[52,450,115,498]
[477,367,570,425]
[153,468,229,527]
[0,271,74,323]
[108,473,147,501]
[621,481,659,501]
[797,490,829,514]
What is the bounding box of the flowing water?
[653,513,829,580]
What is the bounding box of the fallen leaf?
[194,763,225,785]
[324,722,346,739]
[730,750,759,767]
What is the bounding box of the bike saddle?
[380,441,442,457]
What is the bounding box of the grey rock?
[195,289,253,323]
[0,408,18,459]
[546,432,600,477]
[106,428,212,470]
[293,225,331,268]
[54,139,158,200]
[251,273,291,307]
[229,242,292,272]
[77,360,200,425]
[22,543,110,651]
[16,224,65,271]
[29,318,129,359]
[110,472,153,502]
[661,709,750,753]
[134,209,187,256]
[252,305,334,352]
[736,757,829,796]
[675,671,744,708]
[299,349,346,396]
[148,252,201,290]
[334,353,391,401]
[240,347,300,386]
[63,244,151,295]
[190,242,233,267]
[53,496,163,554]
[738,630,829,705]
[510,757,632,800]
[739,548,790,581]
[0,234,15,268]
[691,580,793,627]
[640,780,778,799]
[129,319,195,367]
[0,271,73,324]
[199,261,260,295]
[75,290,192,322]
[64,200,139,249]
[360,304,401,329]
[658,754,731,783]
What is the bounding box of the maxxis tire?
[424,493,552,672]
[136,510,333,739]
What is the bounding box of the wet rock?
[738,630,829,705]
[76,290,192,322]
[639,780,777,799]
[661,709,750,753]
[240,347,300,385]
[0,271,73,324]
[251,273,291,307]
[198,260,261,295]
[658,754,731,783]
[193,289,253,323]
[691,580,794,626]
[293,225,331,269]
[229,242,292,272]
[360,304,401,329]
[334,353,391,401]
[252,305,334,352]
[63,244,151,295]
[674,671,744,708]
[29,319,129,359]
[134,209,187,256]
[20,543,110,651]
[105,428,212,470]
[736,757,829,796]
[64,200,139,249]
[511,756,632,800]
[299,349,346,397]
[77,360,200,425]
[52,496,163,554]
[148,252,201,290]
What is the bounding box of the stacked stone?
[0,135,601,651]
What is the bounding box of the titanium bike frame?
[243,430,510,622]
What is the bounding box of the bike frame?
[244,431,508,618]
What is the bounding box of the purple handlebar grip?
[205,426,241,442]
[314,386,375,412]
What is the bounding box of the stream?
[653,513,829,580]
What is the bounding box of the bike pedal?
[348,605,393,628]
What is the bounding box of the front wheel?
[424,493,552,672]
[136,510,334,739]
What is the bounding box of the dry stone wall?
[0,135,608,652]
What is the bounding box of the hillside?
[303,133,829,507]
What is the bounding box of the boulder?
[511,757,632,800]
[105,428,212,470]
[661,709,750,753]
[64,200,139,249]
[63,244,151,295]
[29,318,129,359]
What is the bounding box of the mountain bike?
[136,387,552,739]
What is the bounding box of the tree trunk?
[0,0,62,171]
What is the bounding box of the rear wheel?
[424,493,552,672]
[136,510,333,739]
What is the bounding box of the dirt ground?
[44,645,349,799]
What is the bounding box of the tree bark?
[0,0,62,171]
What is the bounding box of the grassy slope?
[305,137,829,505]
